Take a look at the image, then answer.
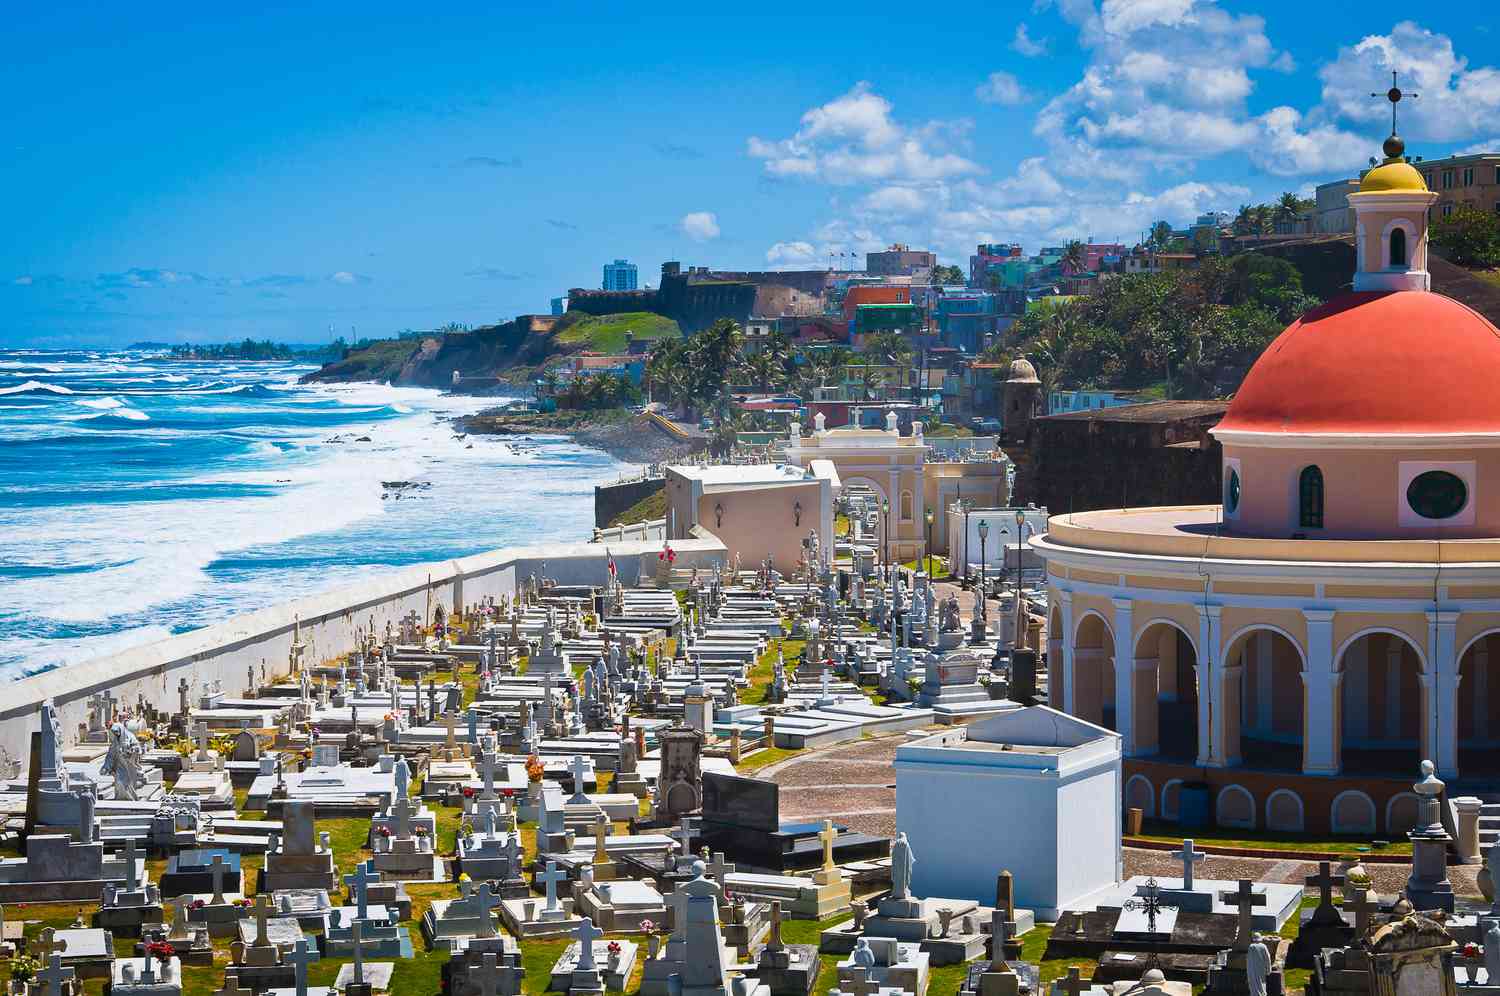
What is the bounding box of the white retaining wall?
[2,537,726,764]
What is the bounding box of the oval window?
[1226,469,1241,514]
[1406,470,1467,520]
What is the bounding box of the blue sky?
[3,1,1496,346]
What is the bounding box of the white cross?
[706,851,736,886]
[479,751,499,799]
[287,937,318,996]
[536,861,568,913]
[1171,838,1206,891]
[568,754,591,801]
[670,818,696,858]
[573,916,605,971]
[820,820,838,870]
[252,891,273,947]
[345,860,380,921]
[123,839,140,890]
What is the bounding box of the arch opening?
[1226,628,1304,770]
[1071,612,1116,731]
[1133,621,1199,761]
[1459,632,1500,776]
[1338,631,1423,776]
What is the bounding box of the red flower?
[378,826,392,837]
[502,788,515,798]
[462,787,476,799]
[607,941,622,955]
[191,899,206,909]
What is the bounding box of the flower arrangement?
[234,898,251,908]
[607,941,622,956]
[191,899,206,909]
[146,940,175,963]
[459,872,473,884]
[502,788,515,799]
[1464,942,1483,959]
[639,919,656,935]
[462,787,476,799]
[414,825,431,837]
[526,754,545,782]
[377,826,393,838]
[10,954,38,982]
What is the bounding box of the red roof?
[1216,291,1500,436]
[842,286,910,321]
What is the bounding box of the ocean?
[0,348,632,680]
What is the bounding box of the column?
[1113,597,1135,755]
[1218,662,1243,767]
[1428,609,1460,778]
[1059,589,1076,715]
[1196,603,1221,766]
[1301,608,1340,775]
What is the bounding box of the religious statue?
[102,722,147,801]
[890,832,916,901]
[850,938,876,970]
[1246,934,1271,996]
[393,756,411,801]
[941,594,961,632]
[1485,920,1500,986]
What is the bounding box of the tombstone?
[1365,914,1458,996]
[653,726,704,823]
[1404,760,1456,913]
[262,801,338,892]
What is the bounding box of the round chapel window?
[1406,471,1467,520]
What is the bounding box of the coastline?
[455,406,705,465]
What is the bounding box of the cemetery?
[0,545,1491,996]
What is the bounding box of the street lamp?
[1013,509,1026,650]
[881,497,890,582]
[977,519,989,606]
[923,506,935,578]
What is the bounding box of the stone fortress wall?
[0,536,726,764]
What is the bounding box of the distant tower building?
[1002,356,1042,447]
[603,259,639,291]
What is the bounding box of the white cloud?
[12,275,33,286]
[860,186,930,217]
[1316,22,1500,143]
[975,71,1028,106]
[748,82,979,185]
[1011,24,1049,57]
[1252,106,1370,176]
[329,271,371,285]
[765,241,818,266]
[679,212,721,241]
[1099,0,1196,36]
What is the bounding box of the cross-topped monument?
[1219,879,1268,951]
[1347,888,1378,936]
[1056,965,1089,996]
[1305,861,1346,927]
[573,916,606,971]
[345,860,380,920]
[536,861,568,914]
[1170,838,1206,891]
[1370,70,1417,140]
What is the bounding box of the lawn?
[554,312,681,354]
[1132,821,1412,856]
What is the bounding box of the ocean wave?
[0,361,64,373]
[75,396,126,410]
[0,380,74,396]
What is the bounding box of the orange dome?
[1216,291,1500,437]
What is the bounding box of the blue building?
[1047,389,1145,415]
[602,259,638,291]
[934,291,1000,353]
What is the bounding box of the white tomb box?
[893,705,1121,919]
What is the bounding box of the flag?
[606,548,617,578]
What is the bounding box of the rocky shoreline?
[455,408,704,465]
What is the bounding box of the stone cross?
[842,967,880,996]
[767,901,784,951]
[819,819,838,871]
[479,751,499,799]
[1347,888,1378,935]
[568,754,591,801]
[574,916,605,971]
[209,853,228,904]
[671,818,696,859]
[287,937,318,996]
[33,928,67,960]
[345,860,379,921]
[390,796,415,840]
[989,911,1010,970]
[476,883,499,939]
[475,952,502,996]
[1305,862,1346,925]
[1218,879,1267,951]
[37,951,74,996]
[350,920,365,983]
[1057,966,1089,996]
[123,838,140,890]
[706,851,736,887]
[1171,839,1206,891]
[141,945,157,983]
[594,814,611,863]
[537,861,568,913]
[253,890,274,947]
[195,721,210,759]
[492,956,526,996]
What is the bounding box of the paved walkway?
[759,733,1482,899]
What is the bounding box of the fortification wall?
[4,537,725,763]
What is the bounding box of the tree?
[933,264,966,286]
[1150,221,1174,248]
[1062,240,1087,274]
[1274,191,1304,227]
[1431,205,1500,267]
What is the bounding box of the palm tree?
[1233,204,1255,235]
[1062,239,1086,274]
[1250,204,1274,235]
[1149,221,1174,249]
[1274,191,1304,231]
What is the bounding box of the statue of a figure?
[393,756,411,800]
[103,722,145,801]
[1246,935,1271,996]
[890,832,916,901]
[941,594,961,632]
[850,938,876,970]
[1486,921,1500,986]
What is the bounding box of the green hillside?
[554,311,680,353]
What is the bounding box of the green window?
[1299,466,1324,529]
[1406,470,1467,520]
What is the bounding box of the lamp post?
[1013,508,1026,650]
[977,519,989,605]
[881,497,890,584]
[923,506,935,578]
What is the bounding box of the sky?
[3,1,1497,347]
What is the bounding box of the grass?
[899,557,949,578]
[1133,821,1412,856]
[554,312,681,354]
[608,488,667,529]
